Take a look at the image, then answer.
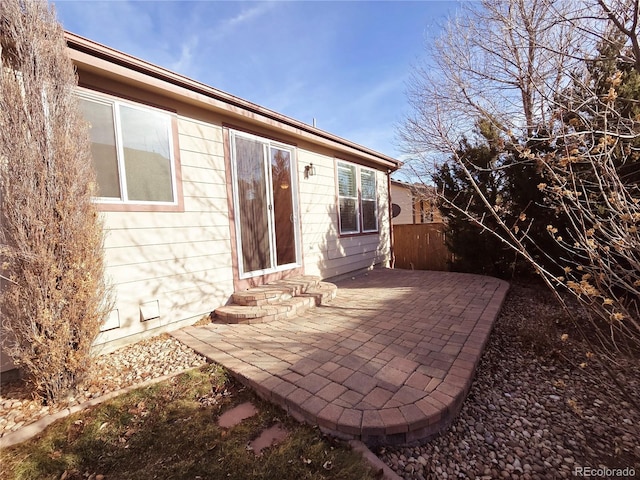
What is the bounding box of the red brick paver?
[172,269,508,446]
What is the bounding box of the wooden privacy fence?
[393,223,453,271]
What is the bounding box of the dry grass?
[0,365,378,480]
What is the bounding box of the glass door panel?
[270,147,296,266]
[231,131,299,278]
[235,136,271,272]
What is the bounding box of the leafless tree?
[1,0,112,403]
[401,0,639,356]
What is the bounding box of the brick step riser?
[214,296,317,324]
[214,277,336,324]
[215,295,317,318]
[300,290,337,306]
[232,291,294,307]
[231,279,320,306]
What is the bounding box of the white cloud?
[227,2,274,27]
[209,2,278,43]
[349,76,407,116]
[169,36,199,75]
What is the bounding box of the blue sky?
[54,1,464,172]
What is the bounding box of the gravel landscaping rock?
[378,282,640,479]
[0,334,207,438]
[2,280,638,480]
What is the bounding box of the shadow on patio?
[171,268,509,446]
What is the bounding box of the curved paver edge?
[175,273,511,447]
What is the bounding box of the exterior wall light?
[304,163,316,179]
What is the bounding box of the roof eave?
[65,31,402,172]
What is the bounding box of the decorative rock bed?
[378,283,640,479]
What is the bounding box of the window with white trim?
[337,160,378,234]
[360,168,378,232]
[77,91,178,205]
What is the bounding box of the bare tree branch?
[402,0,640,360]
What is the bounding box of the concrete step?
[215,296,315,324]
[303,281,339,305]
[214,276,337,324]
[231,286,293,307]
[231,276,321,306]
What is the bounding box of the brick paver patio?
[172,269,509,445]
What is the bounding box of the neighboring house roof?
[65,32,401,173]
[391,179,425,186]
[391,179,435,195]
[390,179,443,224]
[390,179,411,188]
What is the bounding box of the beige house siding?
[298,153,390,279]
[297,149,337,277]
[94,114,234,350]
[391,181,443,225]
[391,182,415,225]
[0,33,399,373]
[93,110,392,352]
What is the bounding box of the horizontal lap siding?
[104,239,229,267]
[326,235,382,259]
[95,115,234,349]
[97,276,230,345]
[390,184,414,225]
[297,151,336,277]
[298,152,390,279]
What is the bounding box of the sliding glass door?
[230,131,300,277]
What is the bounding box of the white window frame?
[336,160,379,235]
[337,162,360,234]
[77,88,179,206]
[360,167,378,233]
[229,129,301,279]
